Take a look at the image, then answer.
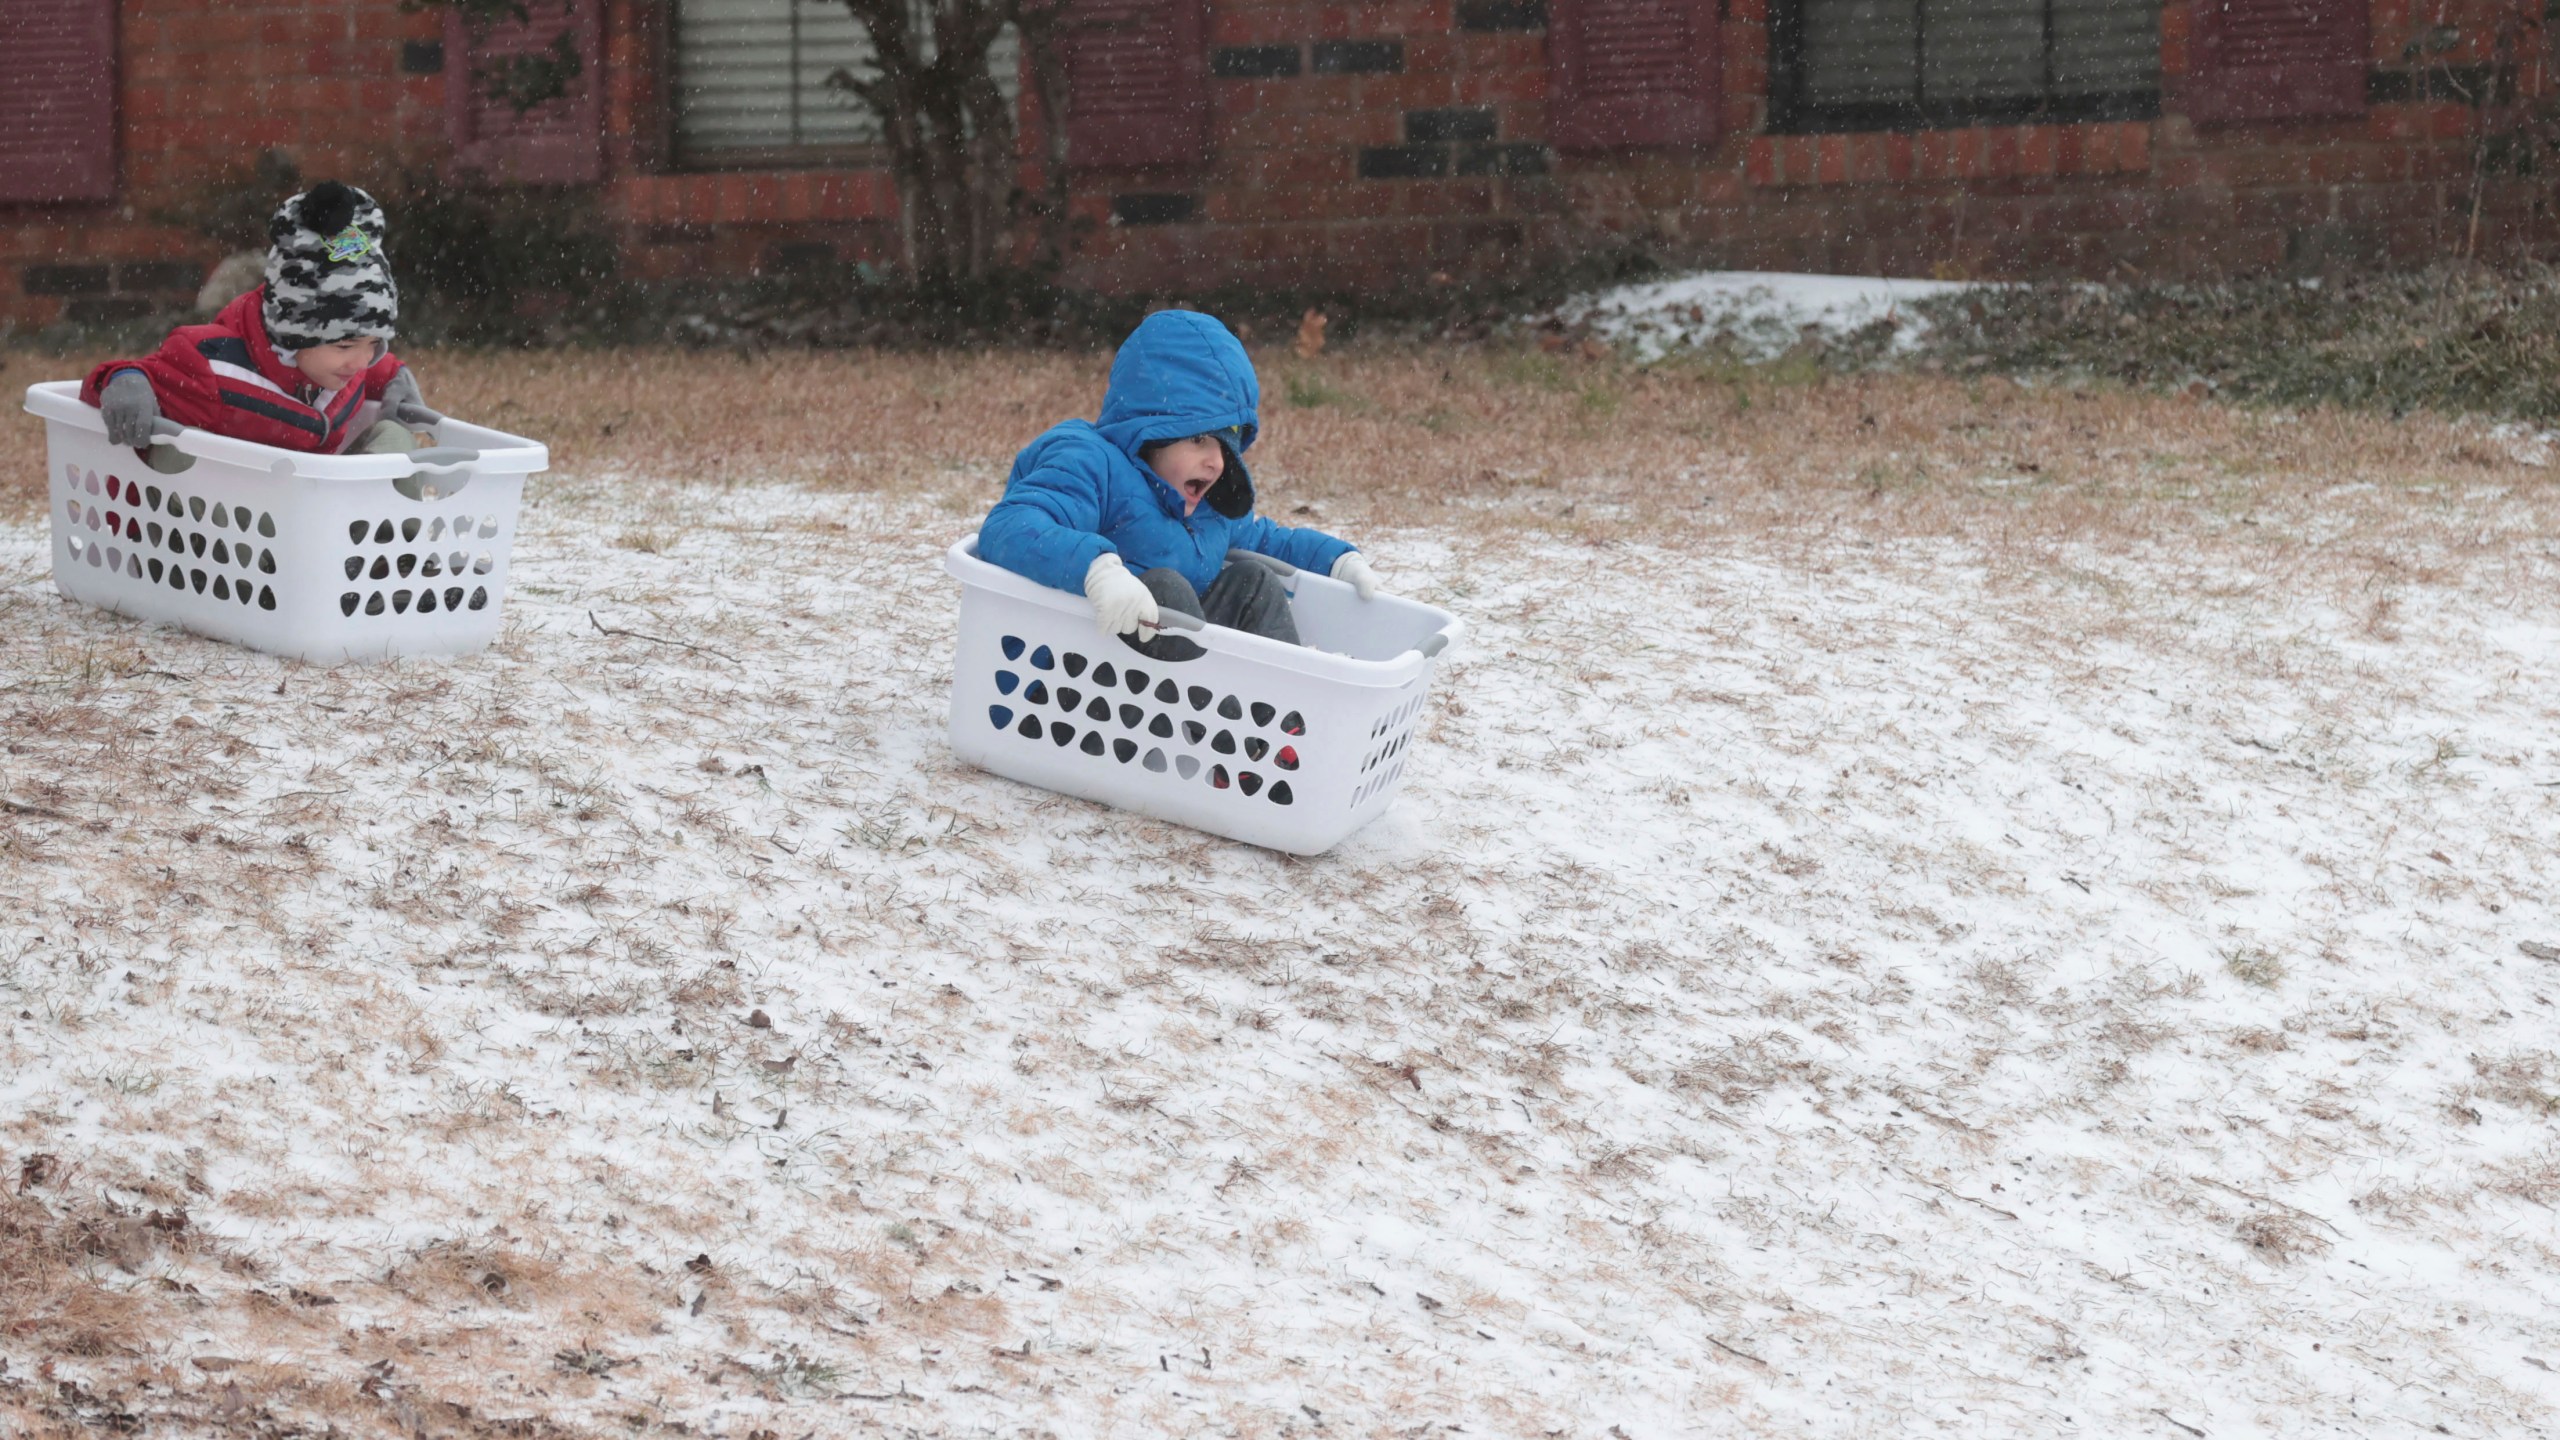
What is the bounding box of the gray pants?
[350,417,421,455]
[1126,561,1298,661]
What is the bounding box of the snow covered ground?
[4,388,2560,1439]
[1547,271,1975,362]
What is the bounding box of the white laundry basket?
[944,537,1462,855]
[25,380,548,664]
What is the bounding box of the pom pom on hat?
[263,182,398,352]
[298,181,359,240]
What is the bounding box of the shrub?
[386,172,621,345]
[1907,265,2560,422]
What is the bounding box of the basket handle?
[153,418,480,482]
[1156,593,1454,660]
[1117,605,1215,660]
[394,449,483,500]
[1225,548,1297,580]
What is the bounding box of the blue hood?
[977,308,1354,596]
[1096,311,1260,519]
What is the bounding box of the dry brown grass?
[13,342,2552,565]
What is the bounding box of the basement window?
[1769,0,2161,134]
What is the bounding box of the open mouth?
[1181,478,1213,502]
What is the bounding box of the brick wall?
[1065,0,2546,291]
[2,1,452,327]
[0,0,2547,329]
[0,0,906,328]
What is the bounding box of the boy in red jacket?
[82,182,435,467]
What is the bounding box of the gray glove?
[99,370,160,448]
[379,368,442,427]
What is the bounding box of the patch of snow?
[2,479,2557,1437]
[1554,270,1977,362]
[2489,421,2556,467]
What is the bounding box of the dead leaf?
[1294,308,1327,360]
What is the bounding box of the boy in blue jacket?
[979,310,1380,658]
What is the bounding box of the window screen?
[1773,0,2159,132]
[673,0,1019,164]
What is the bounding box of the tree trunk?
[833,0,1068,286]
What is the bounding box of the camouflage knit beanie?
[262,181,399,352]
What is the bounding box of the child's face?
[1147,435,1225,516]
[293,336,383,392]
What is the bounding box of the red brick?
[1883,132,1914,182]
[1697,166,1745,203]
[1458,34,1545,69]
[1420,180,1500,217]
[771,175,807,223]
[1816,134,1847,184]
[2055,125,2089,175]
[1955,129,1992,179]
[2109,124,2150,172]
[1223,108,1386,147]
[1744,138,1777,188]
[2084,123,2120,173]
[1984,128,2020,178]
[713,177,754,226]
[1403,34,1459,72]
[2019,125,2058,178]
[1468,67,1548,104]
[1357,72,1460,110]
[1786,135,1819,186]
[2372,105,2435,141]
[1846,134,1887,183]
[1210,11,1301,43]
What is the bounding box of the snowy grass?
[4,349,2560,1438]
[1542,271,1975,364]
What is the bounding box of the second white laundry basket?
[27,379,548,664]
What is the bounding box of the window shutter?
[1549,0,1720,152]
[446,1,606,184]
[1059,0,1208,168]
[0,0,116,204]
[2186,0,2366,124]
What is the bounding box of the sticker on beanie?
[324,226,375,263]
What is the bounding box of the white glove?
[1084,553,1158,639]
[1331,551,1380,601]
[379,368,442,427]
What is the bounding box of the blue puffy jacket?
[979,310,1356,596]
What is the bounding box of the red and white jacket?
[81,288,407,454]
